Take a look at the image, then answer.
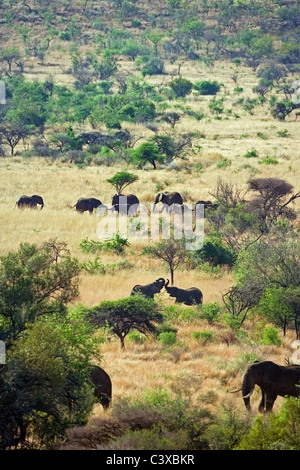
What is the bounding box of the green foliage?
[238,397,300,450]
[107,171,138,194]
[132,142,166,169]
[80,235,130,255]
[0,303,100,447]
[259,157,279,165]
[141,56,165,76]
[169,77,193,98]
[259,325,282,346]
[0,241,80,345]
[162,304,201,324]
[243,149,258,158]
[193,80,221,95]
[110,387,214,450]
[88,296,163,349]
[191,330,214,344]
[191,238,237,267]
[127,331,147,344]
[198,302,222,323]
[158,331,177,346]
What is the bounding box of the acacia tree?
[88,296,163,349]
[246,177,300,233]
[223,231,300,331]
[143,238,187,285]
[107,171,138,195]
[0,241,80,345]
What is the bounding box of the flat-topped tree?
[107,171,138,195]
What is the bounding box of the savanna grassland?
[0,0,300,450]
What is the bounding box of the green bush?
[191,238,237,267]
[158,331,177,346]
[193,80,221,95]
[169,77,193,98]
[243,149,258,158]
[127,331,147,344]
[198,303,222,323]
[259,326,281,346]
[238,397,300,450]
[192,330,214,344]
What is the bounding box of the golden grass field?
[1,54,300,427]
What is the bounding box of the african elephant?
[231,360,300,413]
[153,191,183,213]
[131,278,166,299]
[112,194,140,216]
[194,200,219,217]
[16,194,44,209]
[165,279,203,305]
[74,197,106,214]
[90,366,112,410]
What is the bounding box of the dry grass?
[1,51,299,448]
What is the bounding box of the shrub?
[127,331,147,344]
[192,330,214,344]
[259,326,281,346]
[191,238,237,267]
[158,331,177,346]
[198,303,222,323]
[193,80,221,95]
[259,158,279,165]
[244,149,259,158]
[169,77,193,98]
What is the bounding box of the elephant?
[231,360,300,413]
[194,200,219,217]
[90,366,112,410]
[16,194,44,209]
[73,197,106,214]
[131,278,166,299]
[112,194,140,216]
[153,191,183,213]
[165,279,203,305]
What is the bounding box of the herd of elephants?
[14,191,300,414]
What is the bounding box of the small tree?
[169,77,193,98]
[132,142,166,169]
[88,296,163,349]
[107,171,138,194]
[0,122,32,155]
[246,177,300,232]
[0,241,80,345]
[143,238,187,285]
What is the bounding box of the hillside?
[0,0,300,451]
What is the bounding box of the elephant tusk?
[243,387,254,399]
[230,388,242,393]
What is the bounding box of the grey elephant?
[194,200,219,217]
[131,278,165,299]
[90,366,112,410]
[231,360,300,413]
[112,194,140,216]
[165,279,203,305]
[16,194,44,209]
[74,197,106,214]
[153,191,183,213]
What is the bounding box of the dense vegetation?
[0,0,299,451]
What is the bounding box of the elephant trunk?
[165,279,170,292]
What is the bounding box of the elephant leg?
[265,393,277,413]
[258,391,265,414]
